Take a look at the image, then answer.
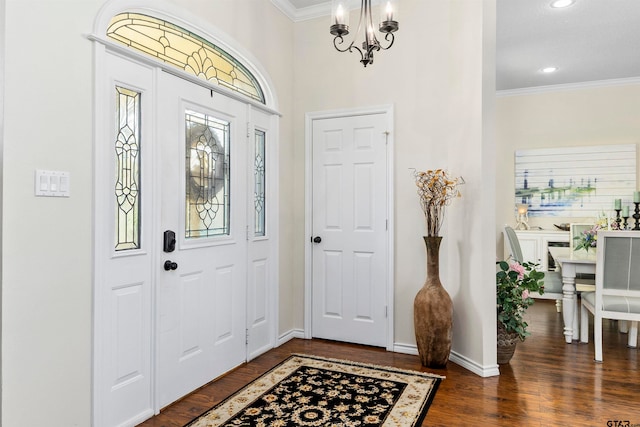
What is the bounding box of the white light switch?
[39,174,49,191]
[35,170,70,197]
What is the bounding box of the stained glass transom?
[115,86,141,251]
[107,13,265,104]
[185,110,230,238]
[254,130,266,237]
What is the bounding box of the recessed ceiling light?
[550,0,575,8]
[541,67,558,73]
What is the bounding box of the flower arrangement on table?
[573,224,601,252]
[496,260,545,341]
[413,169,464,236]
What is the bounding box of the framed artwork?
[515,144,637,217]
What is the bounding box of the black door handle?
[313,236,322,243]
[164,260,178,271]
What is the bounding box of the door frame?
[303,105,395,351]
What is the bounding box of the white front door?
[156,72,248,408]
[311,113,390,347]
[96,51,278,426]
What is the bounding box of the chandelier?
[330,0,399,67]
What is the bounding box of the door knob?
[164,260,178,271]
[313,236,322,243]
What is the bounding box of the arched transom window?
[107,13,265,104]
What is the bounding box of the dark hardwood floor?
[139,300,640,426]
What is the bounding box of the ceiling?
[282,0,640,92]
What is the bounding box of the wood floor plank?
[139,300,640,426]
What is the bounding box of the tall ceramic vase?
[414,236,453,368]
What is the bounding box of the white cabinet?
[504,229,570,271]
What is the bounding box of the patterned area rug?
[185,354,444,427]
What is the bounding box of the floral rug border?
[185,353,444,427]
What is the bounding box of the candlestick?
[615,208,622,229]
[623,216,629,230]
[634,202,640,231]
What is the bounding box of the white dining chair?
[580,230,640,362]
[504,226,564,312]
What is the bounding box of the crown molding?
[497,76,640,97]
[270,0,331,22]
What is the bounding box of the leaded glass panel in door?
[115,86,141,251]
[185,110,230,238]
[254,130,266,237]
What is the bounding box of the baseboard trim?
[277,329,305,346]
[394,342,500,377]
[392,342,419,355]
[449,351,500,377]
[276,332,500,377]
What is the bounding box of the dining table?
[547,246,596,344]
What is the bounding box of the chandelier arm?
[352,0,367,45]
[377,32,396,51]
[350,44,366,64]
[333,35,355,53]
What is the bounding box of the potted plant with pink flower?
[495,260,545,363]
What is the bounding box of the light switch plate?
[35,170,70,197]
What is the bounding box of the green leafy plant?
[496,260,545,341]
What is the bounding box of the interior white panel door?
[156,72,248,408]
[311,114,388,347]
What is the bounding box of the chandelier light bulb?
[551,0,575,8]
[335,4,344,25]
[385,1,394,21]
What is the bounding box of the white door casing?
[94,43,279,425]
[306,108,394,349]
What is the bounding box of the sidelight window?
[254,130,266,236]
[114,86,141,251]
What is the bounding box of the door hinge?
[386,219,388,231]
[245,329,249,345]
[246,225,249,241]
[385,306,388,318]
[246,122,251,138]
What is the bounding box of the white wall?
[293,0,497,372]
[2,0,499,425]
[3,1,99,426]
[446,0,497,370]
[0,0,5,420]
[1,1,294,426]
[496,83,640,258]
